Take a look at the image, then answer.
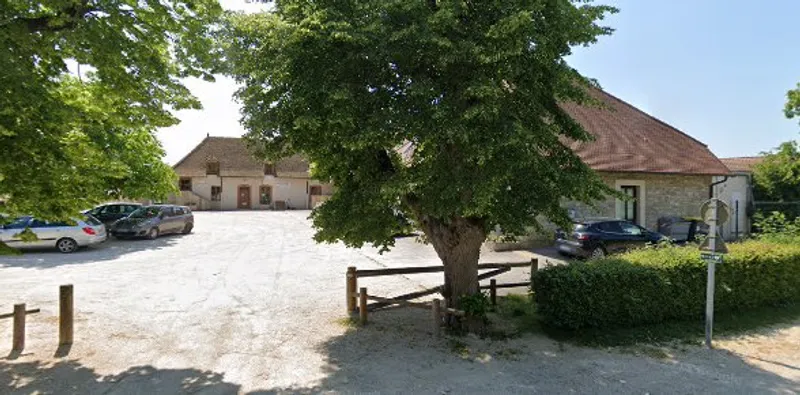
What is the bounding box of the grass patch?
[544,302,800,347]
[488,294,542,338]
[489,294,800,348]
[448,339,471,358]
[334,316,359,329]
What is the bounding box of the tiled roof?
[173,137,309,176]
[720,156,764,173]
[560,88,730,175]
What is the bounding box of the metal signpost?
[699,198,729,349]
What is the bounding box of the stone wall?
[487,172,712,250]
[564,172,711,230]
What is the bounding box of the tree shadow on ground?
[253,308,800,394]
[2,308,798,394]
[0,235,186,270]
[0,360,241,395]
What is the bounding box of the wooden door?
[237,185,251,209]
[308,185,323,209]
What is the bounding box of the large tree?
[752,140,800,202]
[225,0,615,311]
[0,0,223,221]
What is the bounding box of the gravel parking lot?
[0,211,797,394]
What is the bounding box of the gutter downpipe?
[709,176,728,199]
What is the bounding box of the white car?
[0,215,107,253]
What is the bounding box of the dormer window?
[264,162,276,176]
[206,161,220,175]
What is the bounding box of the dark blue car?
[555,218,666,259]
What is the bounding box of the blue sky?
[158,0,800,164]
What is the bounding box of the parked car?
[85,202,142,227]
[555,218,666,259]
[110,205,193,239]
[0,215,107,253]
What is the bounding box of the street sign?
[700,199,730,227]
[699,232,729,254]
[700,252,724,264]
[699,198,728,350]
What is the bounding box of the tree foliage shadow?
[1,308,799,394]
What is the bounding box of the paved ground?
[0,211,797,394]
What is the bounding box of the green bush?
[533,240,800,329]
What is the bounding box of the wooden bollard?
[12,304,25,351]
[346,267,357,315]
[359,287,368,325]
[531,258,540,290]
[59,284,74,345]
[490,279,497,306]
[431,298,441,337]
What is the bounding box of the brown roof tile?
[720,156,764,173]
[560,88,730,175]
[173,137,309,177]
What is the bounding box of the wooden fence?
[1,284,74,353]
[346,259,538,335]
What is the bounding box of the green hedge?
[533,240,800,329]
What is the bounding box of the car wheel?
[56,238,78,254]
[182,223,193,235]
[147,227,159,240]
[590,246,606,259]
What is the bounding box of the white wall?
[714,174,751,240]
[174,175,333,210]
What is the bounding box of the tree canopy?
[0,0,223,220]
[752,140,800,202]
[225,0,616,309]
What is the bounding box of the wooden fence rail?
[0,304,40,352]
[1,284,75,353]
[347,259,539,334]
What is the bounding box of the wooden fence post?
[359,287,368,325]
[431,298,441,337]
[12,304,25,351]
[59,284,74,345]
[346,267,357,315]
[489,279,497,306]
[531,258,539,290]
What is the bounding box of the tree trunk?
[420,216,486,311]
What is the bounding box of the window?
[596,221,623,233]
[620,222,644,236]
[174,207,185,216]
[101,205,122,215]
[206,162,220,176]
[260,185,272,205]
[3,217,31,229]
[179,177,192,191]
[309,185,323,196]
[619,185,639,224]
[264,163,276,176]
[211,186,222,201]
[124,205,139,214]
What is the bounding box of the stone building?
[491,88,730,249]
[168,137,333,211]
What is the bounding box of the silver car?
[0,215,107,253]
[110,205,194,239]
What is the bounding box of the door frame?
[237,185,252,209]
[615,180,646,227]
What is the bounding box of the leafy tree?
[0,0,223,222]
[752,140,800,202]
[786,83,800,120]
[225,0,616,312]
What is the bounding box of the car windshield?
[129,207,161,219]
[84,215,102,226]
